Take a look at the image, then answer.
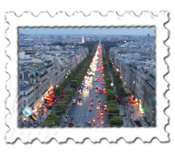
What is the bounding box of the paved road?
[65,45,108,127]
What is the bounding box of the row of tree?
[70,53,93,89]
[112,70,127,98]
[101,41,119,55]
[81,41,98,53]
[55,53,93,97]
[42,113,59,127]
[102,51,123,126]
[55,89,74,115]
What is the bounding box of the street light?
[111,83,113,86]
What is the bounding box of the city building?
[143,68,156,126]
[18,80,34,126]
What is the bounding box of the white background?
[0,0,174,155]
[5,10,168,143]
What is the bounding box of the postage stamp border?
[5,11,169,143]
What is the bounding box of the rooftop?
[19,80,33,91]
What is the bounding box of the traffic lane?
[88,88,102,126]
[80,77,95,124]
[87,88,96,124]
[70,55,105,126]
[78,89,91,124]
[69,76,94,125]
[98,65,108,125]
[69,91,90,124]
[87,74,99,124]
[88,76,107,126]
[87,73,97,122]
[98,84,108,126]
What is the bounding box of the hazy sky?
[19,27,155,35]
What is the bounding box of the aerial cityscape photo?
[18,27,156,128]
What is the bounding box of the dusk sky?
[19,27,155,35]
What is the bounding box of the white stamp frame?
[5,11,169,143]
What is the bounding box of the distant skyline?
[19,27,155,36]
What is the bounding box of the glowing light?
[139,103,141,109]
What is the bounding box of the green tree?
[120,90,126,98]
[108,104,120,113]
[106,90,116,101]
[109,116,123,126]
[66,89,74,96]
[106,85,113,90]
[64,95,72,103]
[42,120,55,127]
[42,113,60,127]
[108,100,117,105]
[71,80,78,89]
[55,103,67,115]
[55,87,62,96]
[106,78,112,85]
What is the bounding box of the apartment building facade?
[143,70,156,126]
[18,80,34,126]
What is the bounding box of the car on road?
[68,122,74,127]
[98,99,101,102]
[95,90,98,93]
[91,98,94,101]
[96,94,98,97]
[96,106,100,110]
[104,105,108,111]
[100,112,104,116]
[101,120,105,124]
[88,121,91,126]
[90,103,94,106]
[93,119,97,125]
[97,115,100,119]
[89,109,92,112]
[33,123,37,128]
[73,99,76,104]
